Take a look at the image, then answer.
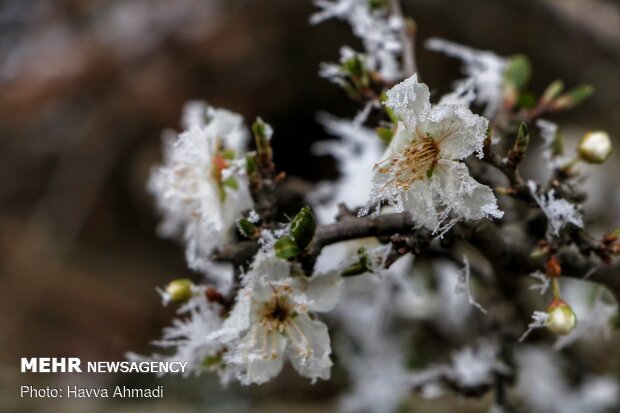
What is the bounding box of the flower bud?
[165,278,193,304]
[578,131,612,164]
[546,299,577,335]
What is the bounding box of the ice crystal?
[528,180,583,237]
[426,38,507,118]
[311,0,403,81]
[454,255,487,314]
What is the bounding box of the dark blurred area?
[0,0,619,411]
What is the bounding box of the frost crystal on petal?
[528,180,583,237]
[148,102,253,283]
[426,38,507,119]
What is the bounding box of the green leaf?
[554,84,594,110]
[504,55,531,90]
[289,206,316,250]
[274,237,300,260]
[222,176,239,190]
[541,80,564,104]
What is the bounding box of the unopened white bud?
[546,300,577,335]
[578,131,612,164]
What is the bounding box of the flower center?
[259,294,294,332]
[377,134,439,191]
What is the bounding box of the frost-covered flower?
[311,0,403,82]
[148,101,253,281]
[426,38,507,118]
[127,288,232,383]
[528,180,583,237]
[211,252,342,385]
[365,74,503,233]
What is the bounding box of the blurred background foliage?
[1,0,619,411]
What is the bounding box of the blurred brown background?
[1,0,619,411]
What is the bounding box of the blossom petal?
[232,325,287,385]
[426,104,488,160]
[286,315,333,381]
[385,74,431,130]
[435,159,503,221]
[401,179,440,230]
[303,271,343,312]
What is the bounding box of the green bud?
[541,80,564,104]
[165,279,193,304]
[514,122,530,153]
[553,84,594,110]
[245,153,257,174]
[341,247,372,277]
[290,206,316,250]
[238,218,258,238]
[274,236,300,260]
[201,354,223,369]
[252,117,273,159]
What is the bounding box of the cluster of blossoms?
[135,1,619,412]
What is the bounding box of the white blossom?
[211,252,342,385]
[528,180,583,237]
[364,74,503,234]
[311,0,403,82]
[426,38,507,118]
[148,101,253,282]
[126,289,232,383]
